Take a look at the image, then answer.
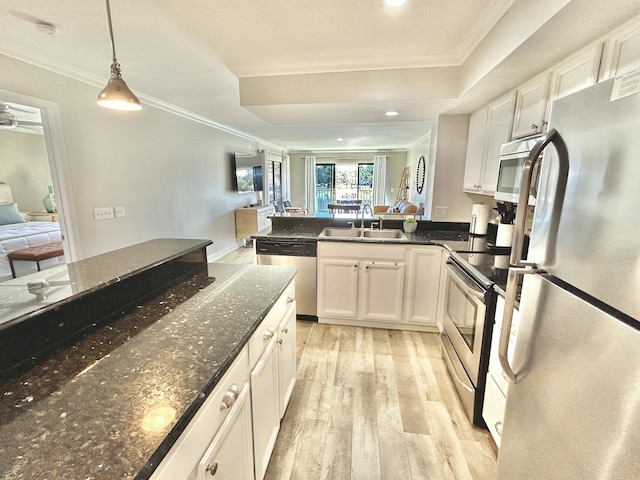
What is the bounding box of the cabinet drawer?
[483,374,506,448]
[150,348,250,479]
[249,281,295,368]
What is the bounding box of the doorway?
[0,89,76,262]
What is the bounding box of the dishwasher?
[255,239,317,320]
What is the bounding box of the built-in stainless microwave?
[494,135,543,205]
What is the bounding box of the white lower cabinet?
[277,302,297,418]
[404,246,443,327]
[197,383,254,480]
[317,258,359,318]
[361,260,405,321]
[150,349,252,480]
[151,279,297,480]
[317,242,406,327]
[318,242,446,331]
[249,280,297,480]
[251,332,280,480]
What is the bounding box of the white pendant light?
[97,0,142,111]
[0,104,18,129]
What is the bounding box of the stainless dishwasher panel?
[255,240,317,319]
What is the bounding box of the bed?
[0,182,63,280]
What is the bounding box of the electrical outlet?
[114,206,126,218]
[94,207,114,221]
[435,206,448,218]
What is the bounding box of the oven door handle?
[439,332,474,393]
[445,261,485,300]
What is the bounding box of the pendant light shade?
[0,104,18,129]
[97,0,142,111]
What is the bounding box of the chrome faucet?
[360,204,373,229]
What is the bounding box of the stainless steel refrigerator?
[496,72,640,479]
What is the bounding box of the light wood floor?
[264,322,497,480]
[216,247,498,480]
[215,244,256,264]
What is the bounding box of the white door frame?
[0,88,79,261]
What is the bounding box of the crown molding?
[0,42,284,150]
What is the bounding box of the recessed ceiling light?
[337,138,344,142]
[385,111,399,117]
[384,0,407,6]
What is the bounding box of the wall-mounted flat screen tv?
[234,152,263,193]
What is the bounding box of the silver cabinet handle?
[206,462,218,476]
[219,383,240,411]
[286,293,295,304]
[278,339,283,345]
[282,328,288,334]
[263,326,276,340]
[495,421,504,436]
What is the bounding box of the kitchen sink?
[362,229,406,239]
[322,228,362,238]
[318,227,408,242]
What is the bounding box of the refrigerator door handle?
[510,129,569,267]
[499,266,537,383]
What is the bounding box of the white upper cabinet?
[511,72,551,138]
[464,92,516,196]
[549,43,603,102]
[600,16,640,80]
[463,108,488,193]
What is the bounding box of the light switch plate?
[94,207,114,221]
[435,206,448,218]
[114,206,126,218]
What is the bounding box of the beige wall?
[430,115,489,223]
[406,135,431,217]
[288,151,408,209]
[0,54,264,260]
[0,130,52,213]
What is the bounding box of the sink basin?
[322,227,362,238]
[318,227,408,242]
[363,229,406,239]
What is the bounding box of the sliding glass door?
[315,164,334,214]
[314,162,373,214]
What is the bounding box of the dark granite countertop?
[0,262,296,479]
[253,217,504,255]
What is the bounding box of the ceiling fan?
[0,103,43,129]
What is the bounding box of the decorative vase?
[403,221,417,233]
[42,185,56,213]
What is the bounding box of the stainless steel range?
[440,250,509,427]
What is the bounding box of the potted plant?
[403,217,417,233]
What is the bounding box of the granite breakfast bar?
[0,239,296,479]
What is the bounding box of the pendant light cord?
[104,0,122,79]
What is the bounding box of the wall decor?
[416,155,425,194]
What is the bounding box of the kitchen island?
[0,240,296,479]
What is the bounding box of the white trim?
[0,88,79,261]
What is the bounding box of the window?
[266,160,282,203]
